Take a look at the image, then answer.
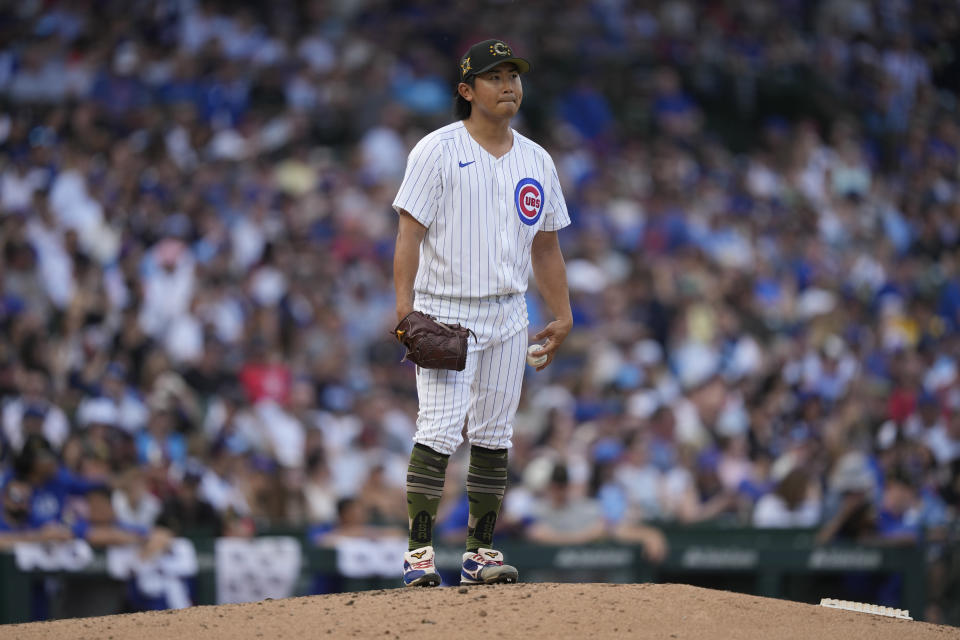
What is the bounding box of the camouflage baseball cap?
[458,39,530,82]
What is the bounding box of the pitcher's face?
[460,63,523,121]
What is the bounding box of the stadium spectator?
[8,435,106,529]
[2,369,69,453]
[527,464,606,545]
[75,486,173,558]
[155,463,223,538]
[112,466,162,531]
[752,466,822,528]
[312,497,404,547]
[302,450,337,527]
[0,477,73,549]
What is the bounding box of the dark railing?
[0,526,934,625]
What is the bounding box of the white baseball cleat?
[460,548,519,585]
[403,545,441,587]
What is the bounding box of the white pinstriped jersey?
[394,121,569,454]
[393,121,570,301]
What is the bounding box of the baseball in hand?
[527,344,548,367]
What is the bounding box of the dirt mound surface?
[5,583,958,639]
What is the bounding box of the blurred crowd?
[1,0,960,615]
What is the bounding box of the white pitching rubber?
[819,598,912,620]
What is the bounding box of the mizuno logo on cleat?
[485,552,498,558]
[410,550,427,559]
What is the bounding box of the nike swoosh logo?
[458,160,475,168]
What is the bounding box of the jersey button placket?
[496,167,509,286]
[496,170,506,233]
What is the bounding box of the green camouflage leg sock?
[406,443,450,550]
[465,445,508,552]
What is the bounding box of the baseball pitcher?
[393,39,573,586]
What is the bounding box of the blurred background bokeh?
[1,0,959,624]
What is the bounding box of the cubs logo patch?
[514,178,544,226]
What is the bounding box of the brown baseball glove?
[393,311,476,371]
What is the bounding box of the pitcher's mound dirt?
[5,583,959,639]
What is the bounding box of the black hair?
[886,467,918,491]
[13,435,54,479]
[86,486,112,500]
[454,76,475,120]
[336,497,358,519]
[550,463,569,486]
[305,449,326,473]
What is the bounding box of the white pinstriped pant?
[413,327,527,455]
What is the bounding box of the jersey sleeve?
[58,468,108,495]
[393,136,443,228]
[540,157,570,232]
